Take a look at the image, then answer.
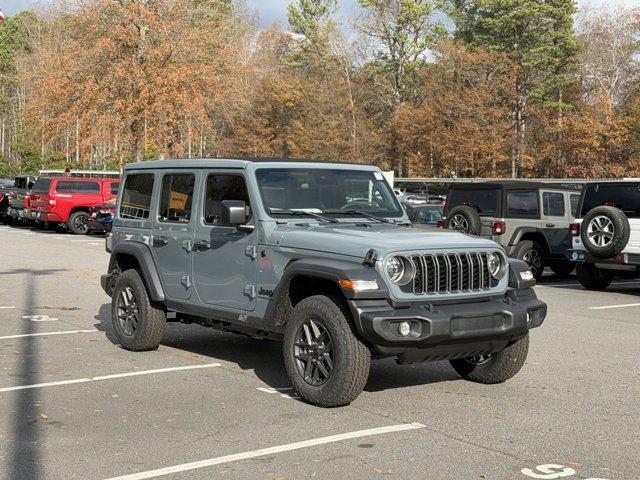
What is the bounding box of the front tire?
[283,295,371,407]
[111,269,166,351]
[576,263,613,290]
[450,334,529,384]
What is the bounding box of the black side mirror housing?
[221,200,248,226]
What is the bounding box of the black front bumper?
[348,288,546,364]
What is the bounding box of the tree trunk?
[512,85,526,178]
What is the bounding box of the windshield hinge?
[245,246,257,260]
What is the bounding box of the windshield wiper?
[270,209,339,223]
[325,209,390,223]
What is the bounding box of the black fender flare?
[507,227,549,249]
[108,242,165,302]
[264,258,388,324]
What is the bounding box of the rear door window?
[507,191,539,218]
[120,173,154,220]
[580,184,640,218]
[542,192,565,217]
[446,189,499,216]
[56,181,100,194]
[159,174,195,223]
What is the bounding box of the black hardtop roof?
[448,180,571,191]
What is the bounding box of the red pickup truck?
[27,177,120,234]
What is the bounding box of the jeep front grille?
[403,252,491,295]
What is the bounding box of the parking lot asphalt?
[0,223,638,480]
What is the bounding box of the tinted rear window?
[120,174,154,220]
[111,183,120,195]
[56,181,100,194]
[31,178,52,193]
[580,184,640,218]
[447,189,499,216]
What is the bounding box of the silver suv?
[101,159,546,407]
[442,181,581,280]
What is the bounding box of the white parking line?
[103,422,426,480]
[589,302,640,310]
[0,306,16,310]
[0,363,221,393]
[0,329,99,340]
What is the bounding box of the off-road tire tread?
[450,334,529,384]
[576,263,613,290]
[445,205,482,236]
[283,295,371,408]
[111,269,166,351]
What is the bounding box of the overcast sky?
[3,0,637,25]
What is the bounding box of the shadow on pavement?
[5,269,61,479]
[94,303,458,396]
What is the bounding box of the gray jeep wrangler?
[101,159,547,407]
[442,181,581,280]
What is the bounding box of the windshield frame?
[253,166,406,221]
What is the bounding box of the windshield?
[255,168,403,218]
[31,177,52,193]
[580,184,640,218]
[447,188,499,216]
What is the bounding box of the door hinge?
[182,239,193,252]
[181,275,192,289]
[245,246,257,260]
[243,285,256,300]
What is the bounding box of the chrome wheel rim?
[74,214,88,233]
[587,216,614,248]
[522,248,541,275]
[116,286,139,336]
[465,354,492,365]
[450,214,469,232]
[294,318,334,386]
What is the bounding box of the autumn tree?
[357,0,446,175]
[452,0,579,177]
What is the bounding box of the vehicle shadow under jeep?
[94,303,460,396]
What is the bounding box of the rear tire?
[513,240,545,281]
[111,269,166,351]
[68,211,89,235]
[550,261,574,278]
[576,263,613,290]
[283,295,371,407]
[450,334,529,384]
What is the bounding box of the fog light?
[398,321,411,336]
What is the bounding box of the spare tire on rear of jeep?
[445,205,482,236]
[580,206,630,258]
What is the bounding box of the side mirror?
[221,200,247,226]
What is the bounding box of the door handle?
[193,240,211,252]
[152,236,168,247]
[545,223,555,227]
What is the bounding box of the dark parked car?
[6,175,36,224]
[87,198,117,234]
[404,203,443,227]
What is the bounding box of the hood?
[272,223,501,258]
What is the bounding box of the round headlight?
[385,256,414,285]
[488,252,505,279]
[386,256,404,283]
